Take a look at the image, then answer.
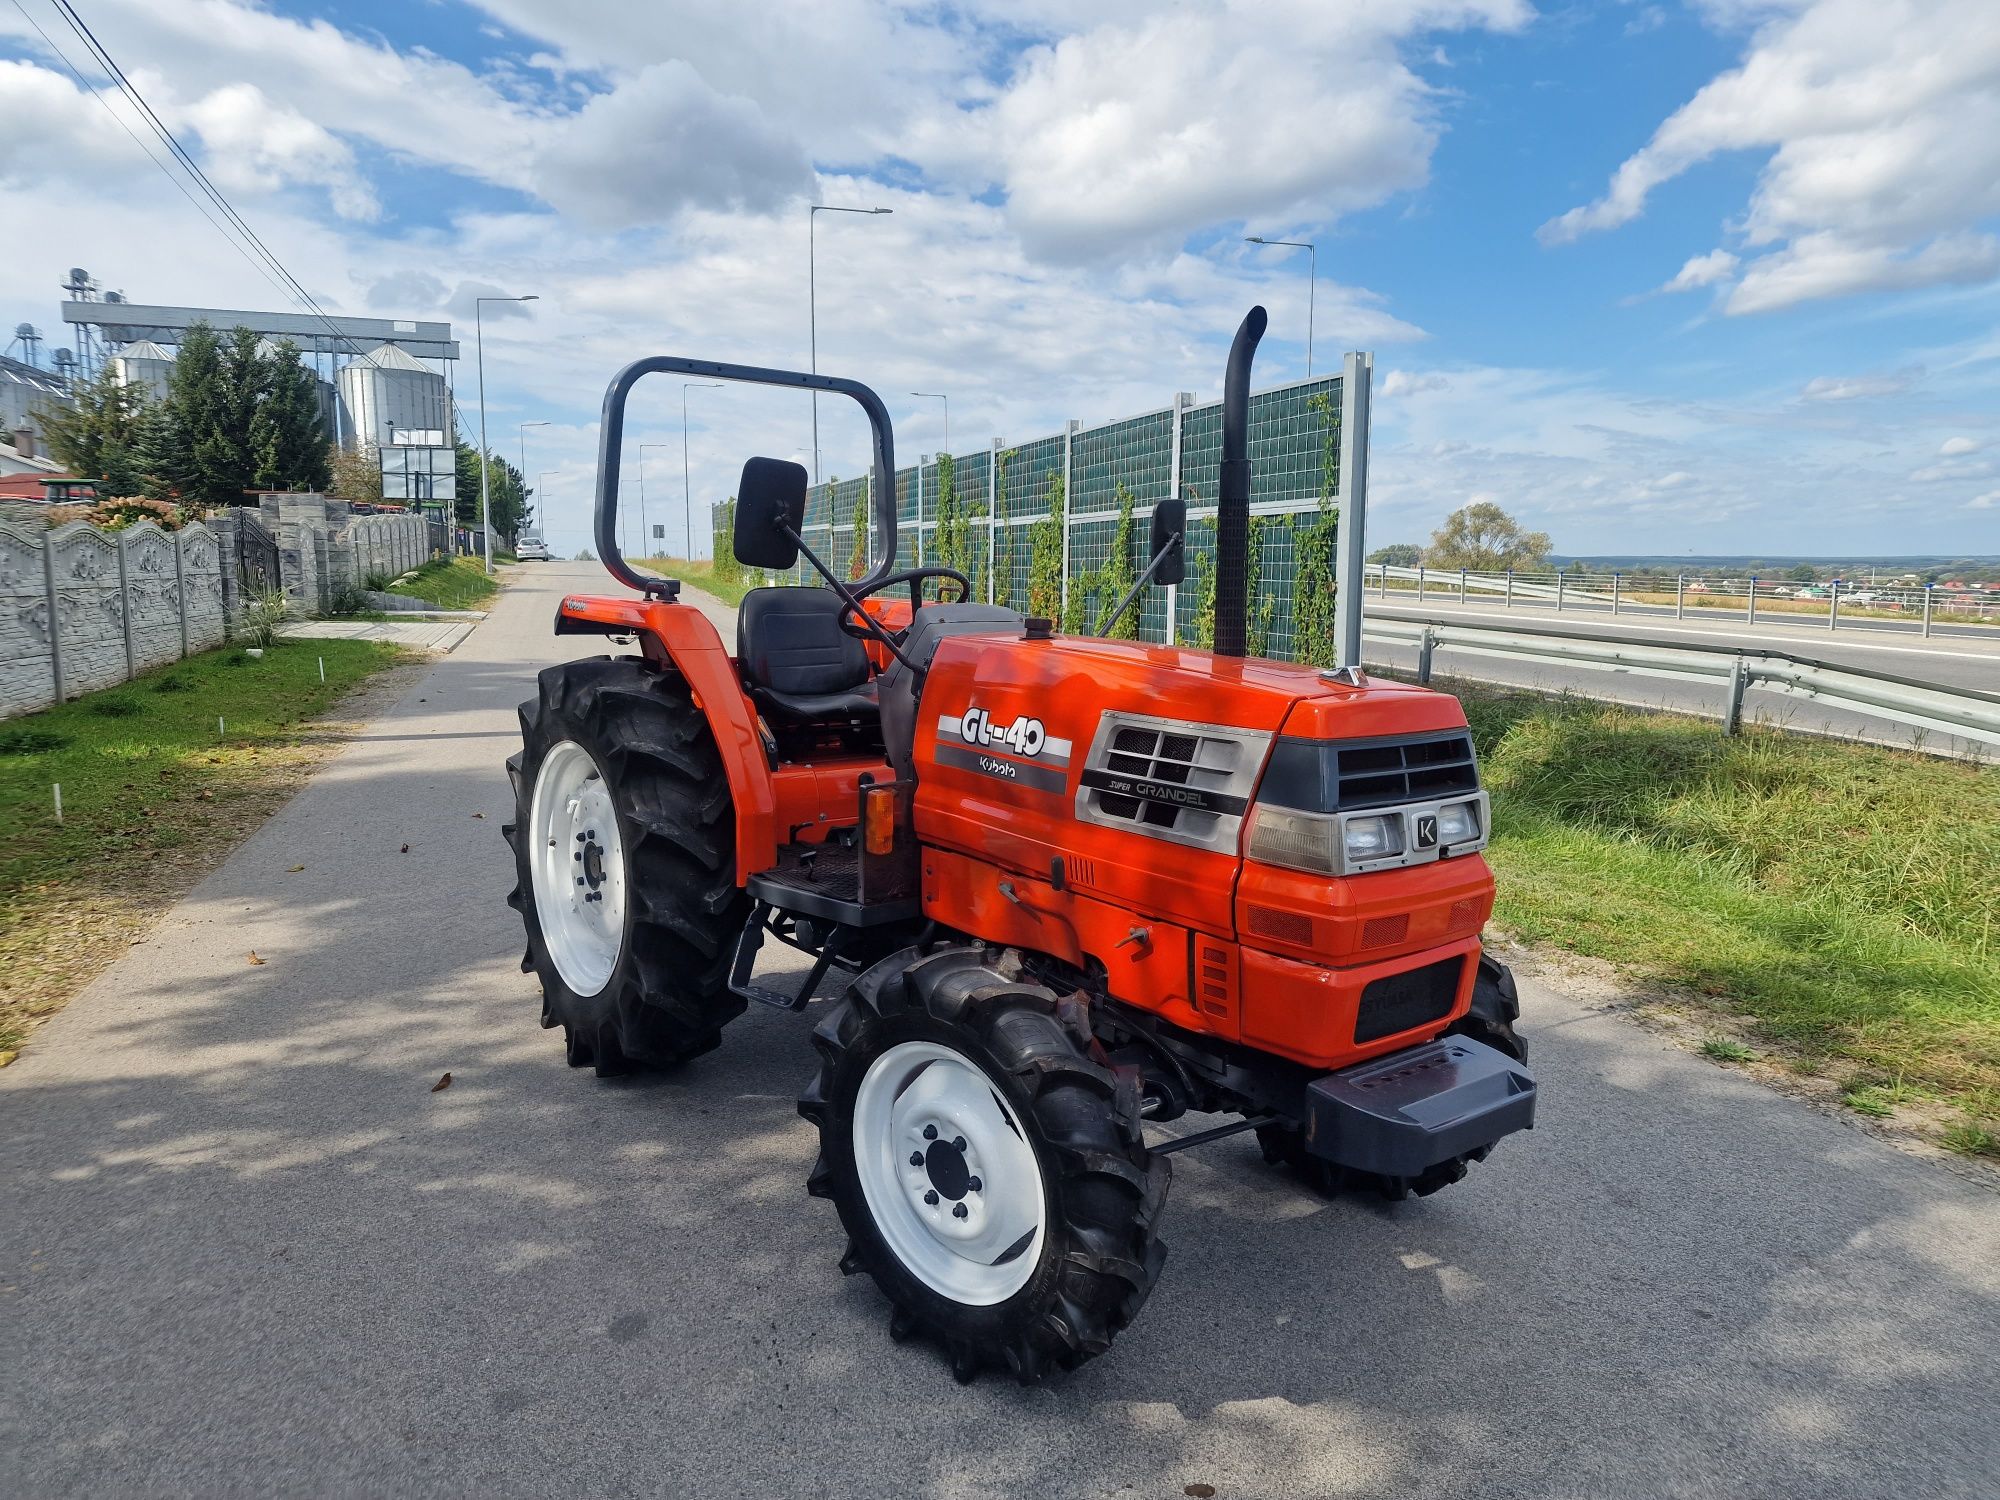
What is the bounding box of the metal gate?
[237,509,281,595]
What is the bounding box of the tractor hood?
[909,629,1476,944]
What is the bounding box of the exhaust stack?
[1212,306,1267,659]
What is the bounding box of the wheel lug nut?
[951,1203,968,1220]
[952,1136,966,1152]
[922,1124,937,1140]
[576,877,585,885]
[909,1152,924,1167]
[967,1176,981,1192]
[923,1190,939,1206]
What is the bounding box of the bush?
[363,570,395,592]
[86,694,143,718]
[326,582,372,617]
[236,588,290,648]
[0,728,68,755]
[153,674,193,693]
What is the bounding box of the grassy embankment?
[1457,687,1999,1155]
[380,556,501,611]
[636,556,759,609]
[0,639,404,1058]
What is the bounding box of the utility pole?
[809,204,892,483]
[475,293,538,573]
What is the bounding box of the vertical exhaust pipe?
[1213,306,1267,658]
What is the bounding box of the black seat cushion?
[737,586,878,723]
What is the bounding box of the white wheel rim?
[528,740,627,998]
[852,1039,1047,1306]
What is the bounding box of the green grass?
[636,556,761,609]
[1456,688,2000,1140]
[383,556,500,611]
[0,639,404,1054]
[1700,1037,1756,1064]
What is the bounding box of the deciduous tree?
[1423,501,1551,571]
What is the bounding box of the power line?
[7,0,291,306]
[46,0,373,361]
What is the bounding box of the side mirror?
[733,457,806,569]
[1149,497,1187,586]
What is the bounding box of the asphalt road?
[1363,598,1999,756]
[5,561,1996,1499]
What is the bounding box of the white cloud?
[939,2,1532,261]
[1660,248,1738,292]
[1939,436,1980,456]
[1541,0,2000,313]
[1968,490,2000,510]
[1799,371,1914,402]
[181,82,378,221]
[1380,370,1451,397]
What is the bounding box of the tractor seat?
[736,586,879,725]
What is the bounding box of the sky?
[4,0,2000,561]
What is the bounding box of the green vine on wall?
[711,497,741,585]
[1026,468,1066,621]
[845,479,869,580]
[1289,389,1343,666]
[991,449,1015,607]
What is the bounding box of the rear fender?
[556,592,777,882]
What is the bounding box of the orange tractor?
[506,309,1535,1383]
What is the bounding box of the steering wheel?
[837,566,972,641]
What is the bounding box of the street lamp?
[476,293,538,573]
[809,204,892,483]
[518,419,548,546]
[681,381,724,561]
[638,443,673,559]
[909,392,948,457]
[1245,236,1316,378]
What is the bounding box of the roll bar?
[593,355,899,598]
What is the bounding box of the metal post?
[1829,578,1840,630]
[1417,625,1436,685]
[1061,418,1078,625]
[1459,567,1467,604]
[1417,564,1426,600]
[1505,569,1513,609]
[1723,654,1747,736]
[808,204,892,484]
[1675,574,1684,619]
[1168,393,1190,641]
[987,440,999,605]
[1612,571,1621,615]
[1379,561,1388,599]
[115,532,135,681]
[915,455,924,567]
[42,530,65,704]
[1747,576,1757,624]
[1923,583,1934,638]
[1556,570,1565,612]
[174,528,189,659]
[1331,351,1373,669]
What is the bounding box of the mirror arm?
[1094,532,1183,638]
[781,523,924,675]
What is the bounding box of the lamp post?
[809,204,892,484]
[517,418,548,549]
[680,381,724,561]
[909,391,948,457]
[475,293,538,573]
[1245,236,1316,377]
[637,444,673,558]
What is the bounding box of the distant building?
[337,342,452,453]
[110,339,176,403]
[1,352,71,456]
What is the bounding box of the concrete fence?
[0,517,228,719]
[0,495,434,721]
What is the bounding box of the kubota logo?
[1415,814,1439,848]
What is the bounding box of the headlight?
[1247,805,1338,874]
[1342,814,1403,863]
[1435,799,1480,845]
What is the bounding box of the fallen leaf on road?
[1185,1487,1217,1498]
[431,1072,452,1092]
[197,788,213,800]
[471,812,485,819]
[247,951,266,965]
[287,864,305,873]
[400,844,410,854]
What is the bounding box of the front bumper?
[1302,1036,1535,1177]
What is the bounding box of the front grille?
[1354,955,1463,1043]
[1076,712,1270,853]
[1335,734,1478,811]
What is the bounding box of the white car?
[516,538,552,561]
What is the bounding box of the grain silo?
[111,339,176,403]
[337,342,448,451]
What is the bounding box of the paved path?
[5,562,1996,1499]
[283,617,482,651]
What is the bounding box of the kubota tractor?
[506,309,1536,1384]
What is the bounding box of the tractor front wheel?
[505,657,748,1074]
[800,946,1169,1384]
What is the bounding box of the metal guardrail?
[1362,616,2000,753]
[1369,563,2000,635]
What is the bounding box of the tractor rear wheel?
[799,946,1170,1384]
[505,656,749,1074]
